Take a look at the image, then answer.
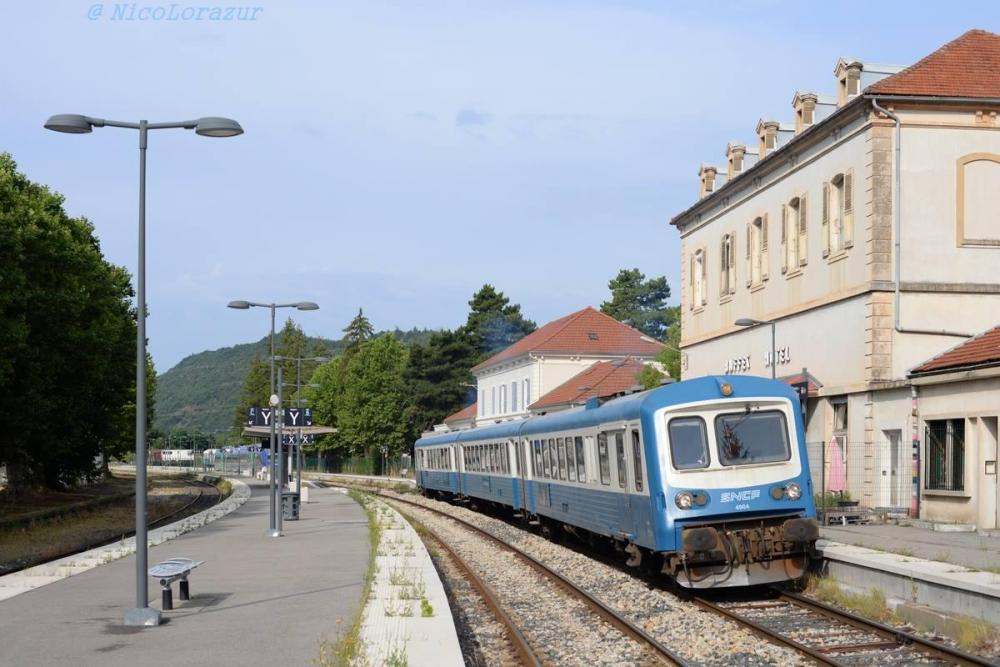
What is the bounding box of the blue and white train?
[415,375,819,588]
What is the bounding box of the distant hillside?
[153,328,436,435]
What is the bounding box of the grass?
[314,489,382,667]
[956,616,995,652]
[420,598,434,617]
[385,645,408,667]
[806,575,897,623]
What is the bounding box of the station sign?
[281,433,316,446]
[247,407,313,427]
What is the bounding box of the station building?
[437,307,664,430]
[670,29,1000,528]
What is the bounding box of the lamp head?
[295,302,319,311]
[44,114,94,134]
[228,300,251,309]
[195,117,243,137]
[734,318,758,327]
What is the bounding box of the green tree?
[0,153,139,491]
[337,334,410,469]
[654,315,682,380]
[464,285,536,359]
[403,329,477,437]
[600,268,675,341]
[233,353,270,431]
[342,308,374,350]
[305,355,350,453]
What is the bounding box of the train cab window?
[668,417,710,470]
[575,437,586,482]
[631,431,643,492]
[533,440,543,477]
[615,433,627,489]
[567,438,577,481]
[715,410,791,466]
[597,433,611,485]
[557,438,567,480]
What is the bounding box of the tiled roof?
[529,357,648,410]
[471,307,664,373]
[780,371,822,395]
[910,325,1000,375]
[443,402,477,424]
[866,29,1000,98]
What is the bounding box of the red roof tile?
[866,30,1000,98]
[471,307,664,373]
[443,402,477,424]
[910,325,1000,374]
[780,372,822,395]
[529,358,648,410]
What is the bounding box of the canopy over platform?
[241,425,336,439]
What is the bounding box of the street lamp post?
[735,317,777,379]
[46,113,242,628]
[227,300,318,537]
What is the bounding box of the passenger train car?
[414,375,819,588]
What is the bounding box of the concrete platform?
[819,525,1000,622]
[0,480,369,666]
[358,495,463,666]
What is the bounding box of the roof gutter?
[869,98,973,339]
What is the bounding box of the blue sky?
[3,1,999,370]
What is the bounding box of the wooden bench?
[148,558,204,610]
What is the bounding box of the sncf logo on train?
[719,489,761,503]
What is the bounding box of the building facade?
[671,30,1000,527]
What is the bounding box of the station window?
[926,419,965,492]
[631,431,643,492]
[597,433,611,485]
[615,432,627,489]
[575,437,586,481]
[511,382,518,412]
[567,438,577,482]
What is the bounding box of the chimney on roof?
[756,120,780,159]
[835,59,863,106]
[726,143,746,179]
[698,164,718,199]
[792,91,818,134]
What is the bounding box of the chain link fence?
[807,438,917,525]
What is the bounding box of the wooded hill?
[153,328,434,435]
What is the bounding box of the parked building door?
[882,430,905,509]
[982,417,998,530]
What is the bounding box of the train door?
[629,426,651,538]
[610,430,636,538]
[515,439,529,510]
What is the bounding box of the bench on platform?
[148,558,204,610]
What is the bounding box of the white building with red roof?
[671,29,1000,528]
[457,307,664,425]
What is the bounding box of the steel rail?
[399,507,542,667]
[382,493,689,667]
[780,590,994,667]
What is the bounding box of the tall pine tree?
[464,285,536,359]
[600,268,675,341]
[342,308,374,351]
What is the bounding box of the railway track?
[148,478,221,529]
[346,485,996,667]
[382,493,690,666]
[694,590,995,667]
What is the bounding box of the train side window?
[547,438,556,478]
[575,436,586,482]
[668,417,710,469]
[502,442,509,474]
[631,430,643,492]
[567,437,577,482]
[533,440,543,477]
[491,443,498,473]
[597,433,611,485]
[615,432,627,489]
[557,437,567,480]
[542,439,551,478]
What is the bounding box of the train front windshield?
[714,410,790,466]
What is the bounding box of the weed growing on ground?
[385,645,408,667]
[956,616,994,652]
[420,598,434,617]
[398,582,426,600]
[806,575,896,623]
[933,551,952,563]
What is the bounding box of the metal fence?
[302,453,413,478]
[806,438,917,524]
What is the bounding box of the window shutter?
[745,223,752,287]
[760,214,769,281]
[780,206,788,274]
[689,252,695,310]
[798,193,808,266]
[822,182,830,258]
[720,237,727,297]
[700,247,708,305]
[728,235,736,293]
[843,170,854,248]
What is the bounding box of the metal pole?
[296,358,302,496]
[134,120,149,612]
[268,305,277,536]
[276,366,284,535]
[770,320,776,379]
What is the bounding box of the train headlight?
[785,482,802,500]
[675,491,694,509]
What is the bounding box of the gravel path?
[385,492,806,667]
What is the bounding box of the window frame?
[614,431,627,489]
[925,418,966,492]
[714,409,792,467]
[597,432,611,485]
[575,436,586,482]
[631,429,644,493]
